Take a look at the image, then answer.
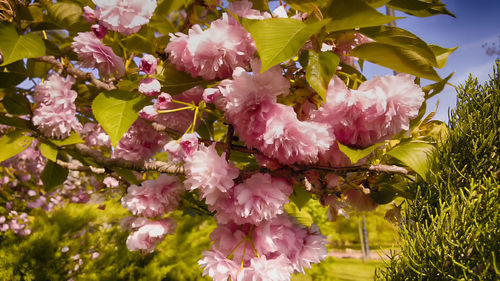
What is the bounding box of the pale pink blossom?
[91,24,107,39]
[138,78,161,96]
[233,173,292,224]
[103,177,119,188]
[180,133,198,157]
[121,174,183,217]
[32,74,82,139]
[199,248,240,281]
[236,255,293,281]
[334,33,374,67]
[72,32,125,78]
[164,140,182,160]
[209,223,255,264]
[81,123,111,147]
[184,144,239,205]
[155,92,172,110]
[311,74,424,147]
[93,0,157,35]
[82,6,97,23]
[113,118,168,162]
[139,105,158,120]
[126,218,176,253]
[140,54,157,75]
[166,13,256,80]
[228,0,272,20]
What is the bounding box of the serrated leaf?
[338,142,383,164]
[429,44,457,69]
[47,2,83,27]
[158,64,206,94]
[301,50,339,101]
[388,0,456,18]
[351,42,441,81]
[40,142,58,162]
[284,202,314,227]
[325,0,402,32]
[244,18,329,73]
[50,131,84,146]
[422,72,454,99]
[0,130,33,162]
[0,22,46,66]
[290,184,312,210]
[41,160,68,191]
[2,91,31,115]
[92,90,148,147]
[387,142,435,180]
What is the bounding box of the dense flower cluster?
[72,32,125,78]
[33,74,82,139]
[92,0,157,35]
[125,217,176,253]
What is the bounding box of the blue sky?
[363,0,500,121]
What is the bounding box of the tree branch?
[36,56,117,91]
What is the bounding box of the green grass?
[292,257,381,281]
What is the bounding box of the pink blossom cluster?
[182,144,327,280]
[124,217,176,253]
[0,211,31,236]
[121,174,183,217]
[113,118,168,163]
[90,0,157,35]
[0,140,46,186]
[200,215,327,281]
[32,74,82,139]
[72,32,125,78]
[310,74,425,147]
[218,61,334,165]
[81,122,111,147]
[166,12,256,80]
[332,32,374,67]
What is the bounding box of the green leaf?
[123,34,154,54]
[388,0,456,18]
[92,90,149,147]
[362,0,392,8]
[2,91,31,115]
[0,22,46,66]
[351,42,441,81]
[50,131,84,146]
[386,141,435,180]
[338,142,383,164]
[325,0,402,32]
[41,160,68,191]
[27,59,52,78]
[286,0,330,12]
[156,0,191,16]
[429,44,457,69]
[158,64,206,94]
[115,168,141,185]
[0,72,26,87]
[251,0,269,11]
[284,202,314,227]
[301,50,339,101]
[40,142,58,162]
[290,183,312,210]
[422,72,454,99]
[47,2,83,27]
[360,26,438,67]
[0,130,33,162]
[244,18,329,73]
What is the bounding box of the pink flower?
[311,74,424,147]
[209,223,255,264]
[140,54,157,75]
[166,13,256,80]
[32,74,82,139]
[199,248,240,281]
[164,140,182,160]
[180,133,198,157]
[82,6,97,23]
[334,33,373,67]
[126,218,176,253]
[344,189,378,212]
[139,105,158,120]
[228,0,272,20]
[103,177,119,188]
[202,88,220,104]
[236,255,293,281]
[72,32,125,78]
[184,144,239,205]
[139,78,161,96]
[155,92,172,110]
[113,118,168,162]
[81,122,111,147]
[91,24,107,39]
[93,0,157,35]
[233,173,292,224]
[121,174,183,217]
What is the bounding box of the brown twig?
[36,56,117,91]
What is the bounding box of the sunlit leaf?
[338,142,384,164]
[0,130,33,162]
[0,22,46,66]
[300,50,339,102]
[387,141,435,180]
[41,160,68,191]
[40,142,58,162]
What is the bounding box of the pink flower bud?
[82,6,97,23]
[140,54,157,75]
[138,78,161,96]
[202,88,220,104]
[139,105,158,121]
[180,133,199,157]
[91,24,107,39]
[155,92,172,110]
